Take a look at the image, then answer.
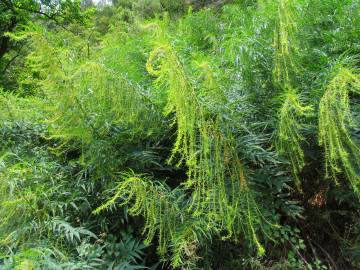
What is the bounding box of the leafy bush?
[1,0,360,269]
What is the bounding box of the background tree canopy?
[0,0,359,269]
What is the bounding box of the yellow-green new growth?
[272,0,310,186]
[272,0,299,87]
[319,67,360,197]
[93,172,185,264]
[277,89,312,190]
[146,40,266,259]
[147,44,199,169]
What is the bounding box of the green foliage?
[145,35,268,259]
[270,0,299,87]
[319,66,360,196]
[0,93,149,270]
[271,0,312,187]
[113,0,186,18]
[47,62,160,143]
[1,0,360,269]
[95,172,185,260]
[277,89,312,189]
[0,0,87,91]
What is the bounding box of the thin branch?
[1,43,24,73]
[13,4,76,33]
[309,237,339,270]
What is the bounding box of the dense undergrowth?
[0,0,360,269]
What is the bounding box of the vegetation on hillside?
[0,0,359,269]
